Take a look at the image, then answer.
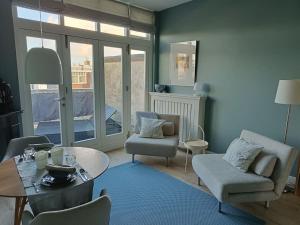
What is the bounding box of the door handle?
[54,97,66,102]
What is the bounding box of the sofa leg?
[132,154,135,163]
[265,201,270,209]
[198,177,201,186]
[166,157,169,167]
[218,202,222,213]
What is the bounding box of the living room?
[0,0,299,225]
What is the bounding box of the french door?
[16,29,150,151]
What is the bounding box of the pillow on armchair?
[223,138,262,172]
[135,111,158,134]
[250,153,277,177]
[139,118,165,138]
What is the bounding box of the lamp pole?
[283,104,291,144]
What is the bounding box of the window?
[72,73,88,84]
[64,16,97,31]
[130,30,150,39]
[17,6,60,24]
[100,23,126,36]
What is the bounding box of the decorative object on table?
[169,41,198,86]
[154,84,168,93]
[125,112,180,166]
[35,150,48,170]
[50,147,64,165]
[193,82,210,96]
[22,190,111,225]
[184,125,208,172]
[275,79,300,195]
[65,154,77,166]
[25,0,63,85]
[192,130,298,212]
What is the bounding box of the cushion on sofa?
[135,111,158,134]
[162,122,175,136]
[140,118,165,138]
[250,153,277,177]
[125,134,178,157]
[223,138,262,172]
[192,154,274,202]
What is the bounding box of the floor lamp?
[275,79,300,195]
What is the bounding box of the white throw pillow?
[139,117,165,138]
[223,138,262,172]
[135,112,158,134]
[250,153,277,177]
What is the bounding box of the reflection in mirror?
[169,41,197,86]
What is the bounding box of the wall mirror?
[169,41,198,86]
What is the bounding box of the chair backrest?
[3,136,50,161]
[157,114,180,135]
[240,130,298,196]
[30,195,111,225]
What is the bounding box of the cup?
[24,147,34,161]
[51,147,64,165]
[65,154,76,166]
[35,150,48,170]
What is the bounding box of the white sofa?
[192,130,298,211]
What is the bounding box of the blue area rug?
[93,162,265,225]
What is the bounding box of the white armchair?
[22,190,111,225]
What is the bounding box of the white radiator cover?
[149,92,206,146]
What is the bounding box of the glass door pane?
[26,36,62,145]
[69,42,96,142]
[130,49,146,132]
[103,46,123,136]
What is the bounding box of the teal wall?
[0,0,20,109]
[157,0,300,173]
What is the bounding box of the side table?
[184,139,208,172]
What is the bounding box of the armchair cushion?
[162,122,175,136]
[250,153,277,177]
[135,112,158,134]
[125,134,178,157]
[139,118,165,138]
[223,138,262,172]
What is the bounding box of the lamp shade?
[275,80,300,105]
[25,48,63,84]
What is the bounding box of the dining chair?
[2,136,50,161]
[22,190,111,225]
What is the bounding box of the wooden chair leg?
[14,196,27,225]
[132,154,135,163]
[198,177,201,186]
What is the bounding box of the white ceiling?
[118,0,192,11]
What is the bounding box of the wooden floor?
[107,148,300,225]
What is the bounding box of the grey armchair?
[192,130,298,212]
[3,136,50,161]
[22,191,111,225]
[125,112,180,166]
